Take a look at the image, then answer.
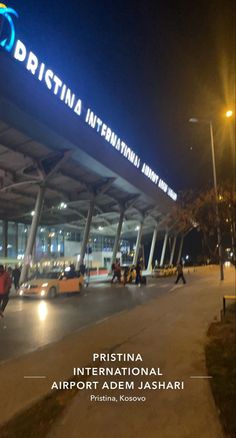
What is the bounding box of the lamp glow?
[225,110,233,118]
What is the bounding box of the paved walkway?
[0,266,234,437]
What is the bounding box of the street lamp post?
[189,118,224,280]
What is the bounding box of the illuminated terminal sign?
[0,4,177,201]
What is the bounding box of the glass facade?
[35,227,67,260]
[18,224,28,259]
[90,235,114,252]
[36,227,48,259]
[0,220,133,267]
[7,222,17,258]
[90,235,131,254]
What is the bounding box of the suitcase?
[141,276,147,285]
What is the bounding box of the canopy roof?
[0,52,177,238]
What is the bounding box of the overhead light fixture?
[58,202,67,209]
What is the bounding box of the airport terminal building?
[0,4,180,279]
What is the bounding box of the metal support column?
[169,235,177,266]
[160,231,168,267]
[79,197,95,268]
[3,220,8,258]
[20,185,45,284]
[47,231,51,257]
[209,123,224,280]
[111,206,125,265]
[176,235,184,264]
[147,226,158,272]
[15,223,18,259]
[133,222,143,266]
[24,227,28,252]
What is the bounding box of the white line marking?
[95,316,111,325]
[169,285,181,292]
[24,376,47,379]
[190,376,212,379]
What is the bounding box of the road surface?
[0,277,176,363]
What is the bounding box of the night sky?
[6,1,236,192]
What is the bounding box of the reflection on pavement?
[0,279,171,363]
[37,301,48,322]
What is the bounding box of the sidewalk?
[0,267,234,437]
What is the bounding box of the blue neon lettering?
[0,5,18,52]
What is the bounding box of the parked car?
[152,266,176,278]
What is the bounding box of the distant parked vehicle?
[152,266,176,278]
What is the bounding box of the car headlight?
[42,283,48,287]
[21,283,28,288]
[40,290,46,296]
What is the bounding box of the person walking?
[111,260,121,284]
[111,262,116,284]
[12,265,21,291]
[0,265,12,317]
[135,260,142,286]
[175,262,186,284]
[116,261,121,283]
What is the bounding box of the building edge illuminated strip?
[1,30,177,201]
